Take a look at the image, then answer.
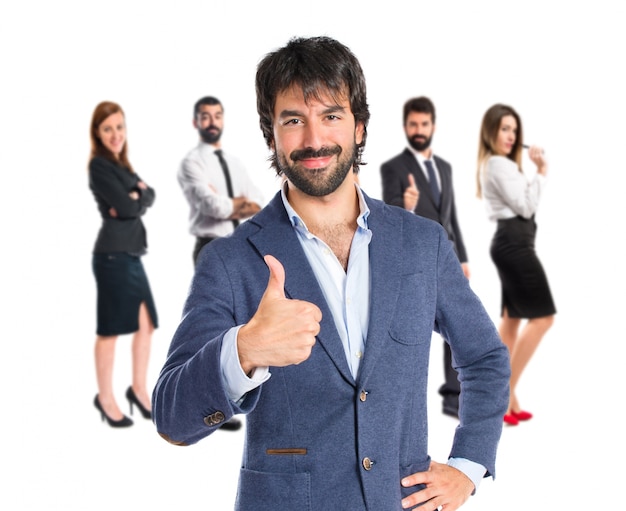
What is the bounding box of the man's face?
[194,104,224,144]
[271,86,364,197]
[404,111,435,153]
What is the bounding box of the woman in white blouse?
[476,104,556,426]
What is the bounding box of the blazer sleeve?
[89,158,151,219]
[380,159,407,209]
[135,173,156,209]
[433,229,509,476]
[443,160,468,264]
[152,239,262,446]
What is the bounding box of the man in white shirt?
[177,96,264,431]
[178,96,263,265]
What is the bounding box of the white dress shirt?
[480,155,546,221]
[177,141,264,238]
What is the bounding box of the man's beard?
[198,125,222,144]
[277,143,357,197]
[408,134,432,152]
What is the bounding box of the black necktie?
[215,149,239,228]
[424,159,440,208]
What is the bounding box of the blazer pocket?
[388,273,434,346]
[400,458,431,501]
[236,468,311,510]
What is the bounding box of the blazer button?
[203,411,225,426]
[362,457,373,471]
[359,389,368,402]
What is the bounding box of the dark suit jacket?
[89,156,156,253]
[381,148,468,263]
[153,191,509,510]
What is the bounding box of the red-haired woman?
[88,101,157,427]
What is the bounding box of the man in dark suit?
[381,96,470,419]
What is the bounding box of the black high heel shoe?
[94,395,133,428]
[126,386,152,419]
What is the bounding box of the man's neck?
[419,148,433,159]
[200,139,221,150]
[285,174,359,232]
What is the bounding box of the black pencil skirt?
[92,252,159,336]
[490,216,556,319]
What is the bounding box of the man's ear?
[355,121,365,145]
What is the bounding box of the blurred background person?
[179,96,263,267]
[381,96,469,419]
[88,101,158,427]
[476,103,556,426]
[177,95,264,431]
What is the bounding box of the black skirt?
[92,252,159,336]
[490,216,556,319]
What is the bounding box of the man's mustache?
[290,146,341,161]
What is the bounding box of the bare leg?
[499,308,554,413]
[498,310,520,412]
[130,302,154,411]
[508,314,554,412]
[95,335,125,420]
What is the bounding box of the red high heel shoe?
[511,410,533,421]
[503,413,519,426]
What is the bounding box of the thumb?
[263,254,286,300]
[407,173,416,188]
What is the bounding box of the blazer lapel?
[247,193,355,384]
[356,195,404,386]
[433,155,450,210]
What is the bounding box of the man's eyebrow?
[278,104,347,118]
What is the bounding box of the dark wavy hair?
[89,101,133,172]
[255,36,370,175]
[403,96,436,125]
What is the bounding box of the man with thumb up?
[153,37,509,511]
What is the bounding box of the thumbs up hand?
[237,255,322,375]
[404,173,420,211]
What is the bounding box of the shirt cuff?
[447,457,487,494]
[220,325,270,403]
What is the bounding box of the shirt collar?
[407,145,434,165]
[280,180,371,235]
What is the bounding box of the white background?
[2,1,624,509]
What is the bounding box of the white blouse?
[480,155,546,221]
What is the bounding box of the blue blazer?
[153,191,509,510]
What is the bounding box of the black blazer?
[380,148,468,263]
[89,156,156,254]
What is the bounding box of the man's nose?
[302,121,324,148]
